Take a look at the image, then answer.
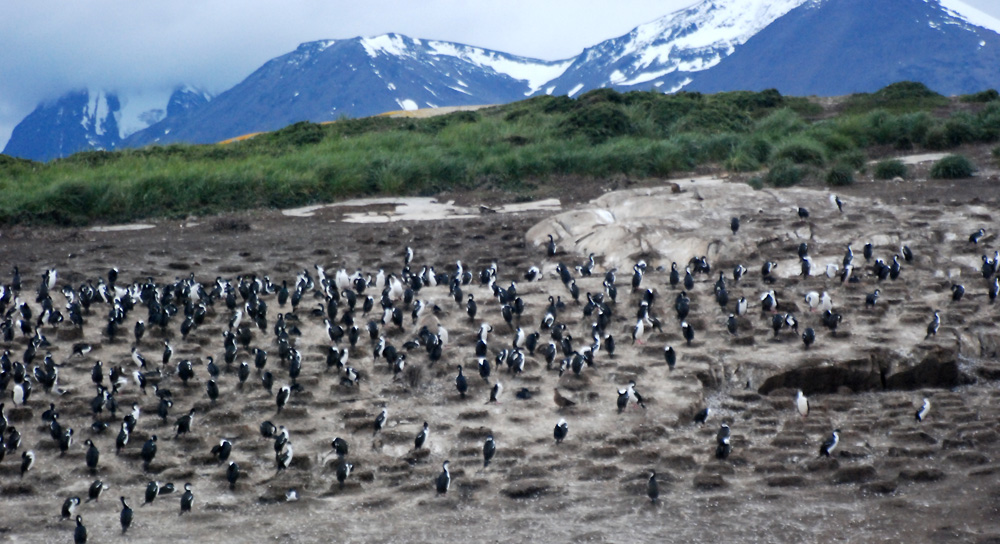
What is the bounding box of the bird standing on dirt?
[925,310,940,339]
[483,435,496,468]
[795,391,810,417]
[74,515,87,544]
[916,398,931,422]
[374,406,387,435]
[489,382,503,404]
[119,497,133,534]
[20,450,34,477]
[436,461,451,494]
[969,228,985,244]
[455,365,468,398]
[180,483,194,515]
[140,435,157,469]
[647,471,659,503]
[227,461,240,489]
[414,422,429,450]
[336,460,353,488]
[820,429,840,457]
[716,424,732,460]
[554,418,569,444]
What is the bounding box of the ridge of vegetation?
[1,81,998,226]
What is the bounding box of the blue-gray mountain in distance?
[3,87,209,162]
[125,35,569,148]
[6,0,1000,161]
[2,90,123,163]
[686,0,1000,95]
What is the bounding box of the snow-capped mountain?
[685,0,1000,95]
[4,86,210,162]
[124,35,572,148]
[6,0,1000,161]
[3,90,123,162]
[543,0,808,96]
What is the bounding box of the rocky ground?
[0,152,998,543]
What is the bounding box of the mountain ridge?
[5,0,1000,161]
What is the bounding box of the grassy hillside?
[1,82,998,226]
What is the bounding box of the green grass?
[930,154,976,179]
[1,82,1000,226]
[874,159,907,180]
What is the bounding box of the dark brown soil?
[0,152,998,543]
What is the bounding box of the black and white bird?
[715,423,732,460]
[681,321,694,345]
[227,461,240,490]
[62,496,82,519]
[489,382,503,404]
[276,442,293,471]
[553,418,569,444]
[211,439,232,463]
[915,398,931,422]
[87,480,108,502]
[140,435,157,469]
[805,291,820,312]
[276,385,291,413]
[119,497,133,534]
[693,407,710,425]
[925,310,941,339]
[374,406,387,435]
[414,421,429,449]
[455,365,468,398]
[180,483,194,515]
[647,471,659,503]
[332,437,349,457]
[428,460,451,497]
[483,435,496,468]
[951,284,965,302]
[74,515,87,544]
[174,408,196,438]
[336,460,353,488]
[664,346,676,370]
[143,481,159,506]
[865,289,880,307]
[84,439,99,473]
[819,429,840,457]
[631,318,645,345]
[761,290,777,312]
[20,450,34,477]
[969,228,986,244]
[730,216,740,234]
[795,390,809,417]
[802,327,815,349]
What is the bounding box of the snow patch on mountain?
[625,0,808,73]
[939,0,1000,33]
[424,41,573,94]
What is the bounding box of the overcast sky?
[2,0,1000,150]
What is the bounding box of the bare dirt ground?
[0,151,999,543]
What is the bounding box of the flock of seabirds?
[0,193,998,542]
